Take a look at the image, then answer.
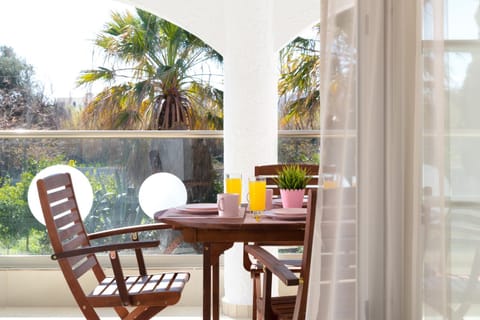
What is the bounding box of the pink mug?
[217,193,240,217]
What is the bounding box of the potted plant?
[274,165,312,208]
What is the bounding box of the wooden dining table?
[154,206,305,320]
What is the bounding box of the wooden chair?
[245,187,357,320]
[247,164,316,317]
[244,189,317,320]
[254,164,320,196]
[245,164,319,319]
[36,172,190,320]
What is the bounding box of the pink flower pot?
[280,189,305,208]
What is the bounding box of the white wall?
[120,0,319,53]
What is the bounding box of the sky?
[0,0,134,98]
[0,0,478,98]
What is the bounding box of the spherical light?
[27,165,93,225]
[138,172,187,218]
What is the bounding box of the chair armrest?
[52,240,160,260]
[245,244,299,286]
[243,243,302,272]
[87,223,171,240]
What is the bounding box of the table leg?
[203,243,212,320]
[203,242,234,320]
[213,261,220,320]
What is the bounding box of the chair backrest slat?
[53,210,77,229]
[293,187,357,319]
[72,256,99,279]
[58,222,84,242]
[293,189,317,319]
[63,233,88,250]
[254,164,320,196]
[50,198,77,217]
[47,187,74,203]
[37,172,106,290]
[42,172,71,189]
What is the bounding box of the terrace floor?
[0,307,250,320]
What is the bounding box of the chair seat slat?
[91,277,116,296]
[129,275,150,294]
[142,274,163,292]
[87,273,190,299]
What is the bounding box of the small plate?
[264,211,306,220]
[271,208,307,215]
[272,198,308,207]
[176,203,218,214]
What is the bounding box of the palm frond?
[77,8,224,130]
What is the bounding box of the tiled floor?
[0,307,250,320]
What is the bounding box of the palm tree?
[278,26,320,130]
[279,23,356,131]
[78,9,223,130]
[77,9,223,211]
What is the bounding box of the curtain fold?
[387,0,423,319]
[308,0,358,318]
[421,0,449,318]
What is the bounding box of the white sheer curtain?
[308,0,359,319]
[309,0,414,319]
[420,0,480,319]
[309,0,480,319]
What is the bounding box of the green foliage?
[0,173,46,253]
[0,46,34,90]
[0,155,68,254]
[274,165,312,190]
[83,168,155,244]
[78,8,223,130]
[278,25,320,130]
[0,46,65,131]
[278,137,320,164]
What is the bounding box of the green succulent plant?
[274,164,312,190]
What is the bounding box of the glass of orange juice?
[323,173,337,189]
[248,176,266,221]
[225,173,242,204]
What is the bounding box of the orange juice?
[226,176,242,203]
[248,179,266,211]
[323,180,337,189]
[323,174,337,189]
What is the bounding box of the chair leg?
[113,306,129,318]
[124,306,166,320]
[262,270,273,320]
[252,271,261,320]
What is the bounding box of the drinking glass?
[225,173,242,204]
[323,173,338,189]
[248,176,266,221]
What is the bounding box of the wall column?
[222,0,278,315]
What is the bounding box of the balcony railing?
[0,130,355,256]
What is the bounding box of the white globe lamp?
[138,172,187,218]
[27,165,93,225]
